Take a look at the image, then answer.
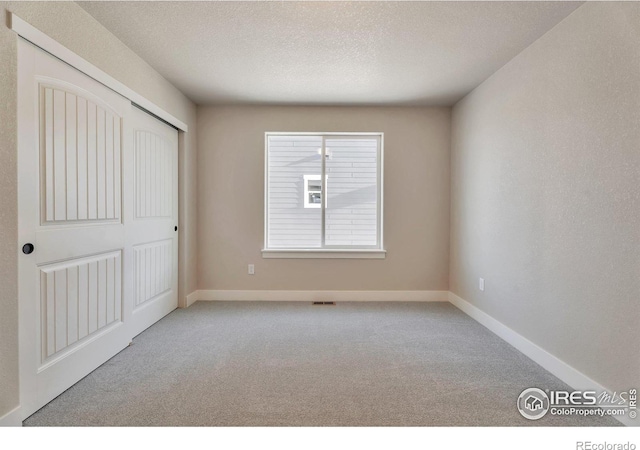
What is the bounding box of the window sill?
[261,249,386,259]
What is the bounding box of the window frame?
[263,132,385,259]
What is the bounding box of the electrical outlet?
[248,264,255,275]
[479,278,485,291]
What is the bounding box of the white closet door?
[129,107,178,337]
[18,40,133,419]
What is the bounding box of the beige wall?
[451,2,640,392]
[0,1,197,418]
[197,106,450,291]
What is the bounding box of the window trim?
[263,132,384,258]
[261,248,387,259]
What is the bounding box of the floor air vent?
[312,301,336,305]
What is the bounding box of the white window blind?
[265,133,383,252]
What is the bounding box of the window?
[303,175,324,208]
[264,133,384,258]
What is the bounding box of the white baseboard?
[0,406,22,427]
[192,290,449,303]
[448,292,634,427]
[186,291,199,308]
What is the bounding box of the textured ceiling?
[78,1,582,106]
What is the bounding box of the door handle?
[22,243,34,254]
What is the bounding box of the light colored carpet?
[24,301,620,426]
